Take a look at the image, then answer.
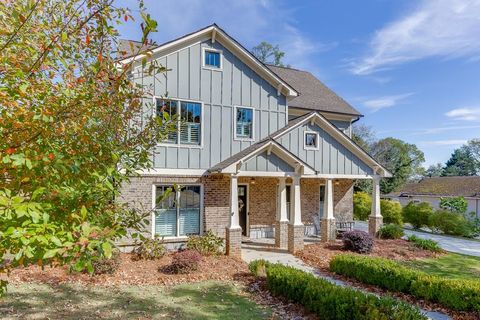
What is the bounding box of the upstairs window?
[304,131,319,150]
[156,99,202,146]
[203,48,222,69]
[235,107,254,139]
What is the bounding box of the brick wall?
[333,179,354,221]
[203,174,230,237]
[301,179,321,224]
[239,177,277,226]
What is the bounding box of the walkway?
[242,239,451,320]
[355,221,480,257]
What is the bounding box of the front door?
[238,185,248,236]
[319,185,326,218]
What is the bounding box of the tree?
[443,141,479,176]
[352,124,375,153]
[0,0,172,296]
[371,138,425,194]
[424,163,444,177]
[439,197,468,214]
[252,41,286,66]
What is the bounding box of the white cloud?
[419,139,468,147]
[445,107,480,121]
[362,93,413,112]
[351,0,480,75]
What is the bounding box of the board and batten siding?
[132,39,288,170]
[277,123,373,175]
[241,151,295,172]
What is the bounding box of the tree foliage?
[0,0,172,296]
[423,163,444,177]
[439,197,468,214]
[443,140,479,176]
[251,41,286,66]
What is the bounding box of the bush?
[378,224,404,239]
[330,254,480,312]
[170,249,202,274]
[249,260,426,320]
[186,230,224,255]
[429,210,475,237]
[380,199,403,225]
[342,230,374,253]
[132,237,167,260]
[353,192,371,221]
[402,202,434,229]
[249,259,268,277]
[91,250,121,275]
[407,235,442,252]
[439,196,468,214]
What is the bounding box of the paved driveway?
[355,221,480,257]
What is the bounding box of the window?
[204,49,221,68]
[156,99,202,146]
[154,185,201,237]
[304,131,319,150]
[235,107,254,139]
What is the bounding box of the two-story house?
[118,24,391,257]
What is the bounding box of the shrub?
[402,202,433,229]
[378,224,404,239]
[132,237,167,260]
[429,210,475,237]
[407,235,442,252]
[91,250,121,275]
[249,259,268,277]
[249,260,426,320]
[186,230,224,255]
[342,230,374,253]
[170,249,202,274]
[330,254,480,312]
[439,196,468,214]
[380,199,403,225]
[353,192,371,221]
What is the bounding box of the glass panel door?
[319,185,326,218]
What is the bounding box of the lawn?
[404,253,480,280]
[0,281,272,320]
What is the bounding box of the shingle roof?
[268,65,361,116]
[117,39,157,59]
[387,176,480,198]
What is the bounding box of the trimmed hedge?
[249,260,427,320]
[330,254,480,312]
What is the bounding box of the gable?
[276,122,374,176]
[242,151,295,173]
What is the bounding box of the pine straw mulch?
[296,239,480,320]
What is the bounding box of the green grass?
[404,253,480,280]
[0,281,272,320]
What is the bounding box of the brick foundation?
[225,227,242,257]
[274,221,288,249]
[320,218,336,242]
[288,224,304,253]
[368,216,383,237]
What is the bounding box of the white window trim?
[202,47,223,71]
[304,131,320,150]
[153,96,204,149]
[151,183,204,240]
[233,105,255,141]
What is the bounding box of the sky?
[117,0,480,167]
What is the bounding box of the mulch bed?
[296,239,479,320]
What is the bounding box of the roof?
[387,176,480,198]
[117,24,297,97]
[268,65,362,117]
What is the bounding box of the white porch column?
[226,174,242,257]
[368,175,383,237]
[321,178,336,242]
[275,177,289,249]
[288,176,304,253]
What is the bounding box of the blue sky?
[117,0,480,167]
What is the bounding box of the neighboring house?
[118,24,391,257]
[385,176,480,217]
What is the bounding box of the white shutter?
[179,209,200,236]
[155,209,177,237]
[180,123,200,144]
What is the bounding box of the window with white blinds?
[235,107,254,139]
[154,185,201,237]
[156,99,202,146]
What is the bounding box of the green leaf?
[43,249,59,259]
[102,242,112,259]
[80,206,87,219]
[50,236,62,247]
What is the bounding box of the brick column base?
[275,221,289,249]
[287,224,304,253]
[320,218,336,242]
[226,227,242,258]
[368,216,383,237]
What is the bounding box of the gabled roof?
[117,24,298,97]
[268,65,361,117]
[386,176,480,198]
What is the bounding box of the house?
[385,176,480,217]
[118,24,391,257]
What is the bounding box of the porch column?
[226,174,242,257]
[321,178,336,242]
[275,177,289,249]
[368,175,383,237]
[288,176,304,253]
